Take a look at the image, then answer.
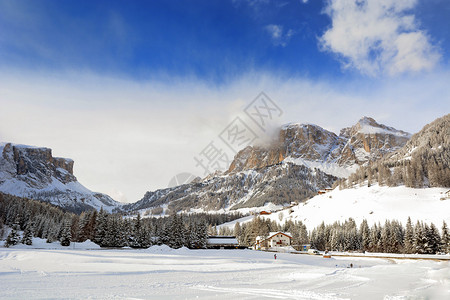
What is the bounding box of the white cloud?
[319,0,441,76]
[0,69,449,203]
[265,24,295,47]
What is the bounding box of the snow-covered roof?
[268,232,291,238]
[207,237,238,245]
[256,232,292,241]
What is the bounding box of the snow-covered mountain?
[125,117,410,214]
[386,113,450,187]
[227,117,410,178]
[0,143,121,213]
[124,163,337,213]
[345,113,450,188]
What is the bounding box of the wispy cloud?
[319,0,441,76]
[265,24,295,47]
[1,69,449,202]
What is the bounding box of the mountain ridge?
[126,116,411,214]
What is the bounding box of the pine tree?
[441,221,450,254]
[389,220,404,253]
[426,223,440,254]
[129,213,144,248]
[21,222,34,245]
[186,222,197,249]
[94,208,108,247]
[404,217,415,254]
[299,222,308,246]
[168,214,186,249]
[369,223,381,252]
[60,219,72,247]
[330,229,340,251]
[360,219,370,252]
[0,218,5,240]
[380,220,391,253]
[78,212,91,242]
[46,221,58,243]
[5,221,21,247]
[414,221,426,254]
[234,222,242,242]
[197,221,208,249]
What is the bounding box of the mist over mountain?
[125,116,412,215]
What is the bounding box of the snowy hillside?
[0,143,121,213]
[220,184,450,230]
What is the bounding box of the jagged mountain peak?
[226,117,411,176]
[336,117,412,166]
[341,116,412,139]
[281,122,327,130]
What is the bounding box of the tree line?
[233,216,450,254]
[0,193,240,249]
[2,193,449,254]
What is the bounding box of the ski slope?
[220,185,450,230]
[0,246,448,299]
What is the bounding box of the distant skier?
[274,254,277,260]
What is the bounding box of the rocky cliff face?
[226,117,410,176]
[0,143,121,213]
[338,117,411,165]
[128,117,411,214]
[2,143,76,186]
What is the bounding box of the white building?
[255,232,292,250]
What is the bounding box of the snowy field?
[1,246,449,299]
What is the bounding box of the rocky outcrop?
[226,117,410,175]
[2,144,76,186]
[0,143,121,213]
[226,144,285,174]
[226,123,344,174]
[338,117,411,165]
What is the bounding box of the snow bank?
[144,245,191,253]
[0,238,101,250]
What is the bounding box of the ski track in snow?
[0,247,449,299]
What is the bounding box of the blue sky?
[0,0,337,81]
[2,0,447,81]
[0,0,449,202]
